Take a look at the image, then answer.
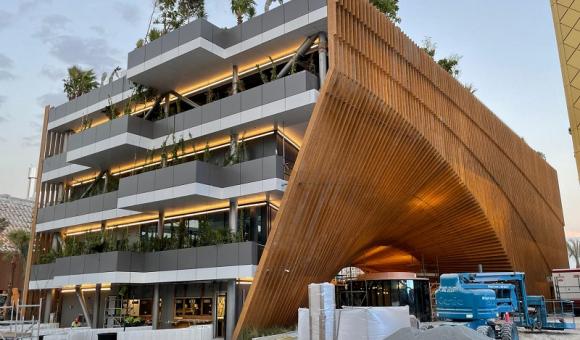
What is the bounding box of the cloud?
[18,0,53,15]
[0,117,6,124]
[34,14,72,41]
[0,54,14,69]
[0,96,5,106]
[36,92,67,108]
[90,26,106,36]
[34,14,120,74]
[40,65,65,80]
[46,35,120,71]
[0,71,15,81]
[0,10,13,30]
[115,2,142,25]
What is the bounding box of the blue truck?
[435,272,576,339]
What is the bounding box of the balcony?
[127,0,327,91]
[65,115,154,168]
[35,191,138,232]
[41,153,91,183]
[47,76,134,132]
[117,155,286,212]
[36,155,286,231]
[29,242,260,289]
[62,71,318,171]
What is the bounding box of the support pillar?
[318,33,328,87]
[92,284,101,328]
[232,65,239,94]
[43,289,53,323]
[157,211,165,238]
[75,286,92,328]
[225,280,237,340]
[163,94,170,118]
[152,284,160,330]
[229,134,239,234]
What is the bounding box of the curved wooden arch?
[234,0,567,336]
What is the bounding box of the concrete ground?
[519,328,580,339]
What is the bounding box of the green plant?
[268,56,277,81]
[370,0,400,23]
[80,116,93,131]
[231,0,256,25]
[264,0,283,12]
[256,64,269,84]
[239,326,296,340]
[203,142,211,162]
[37,250,59,265]
[63,66,99,100]
[206,88,216,104]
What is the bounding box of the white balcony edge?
[126,6,327,79]
[57,89,318,174]
[48,89,134,131]
[29,264,257,289]
[118,178,287,209]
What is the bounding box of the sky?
[0,1,578,239]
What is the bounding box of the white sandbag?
[337,306,410,340]
[308,283,336,340]
[298,308,310,340]
[308,283,335,314]
[310,310,334,340]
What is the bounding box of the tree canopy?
[231,0,257,25]
[63,66,99,101]
[370,0,400,23]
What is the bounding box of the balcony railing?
[30,241,261,287]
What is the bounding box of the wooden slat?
[234,0,567,336]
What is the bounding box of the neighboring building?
[0,194,33,295]
[26,0,567,338]
[551,0,580,179]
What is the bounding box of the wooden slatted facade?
[234,0,568,336]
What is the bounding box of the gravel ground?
[519,328,580,339]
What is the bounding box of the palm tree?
[63,66,99,100]
[231,0,256,25]
[264,0,283,12]
[568,239,580,268]
[0,219,31,307]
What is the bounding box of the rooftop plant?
[231,0,256,25]
[63,66,99,100]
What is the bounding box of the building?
[26,0,567,338]
[551,0,580,180]
[0,194,33,295]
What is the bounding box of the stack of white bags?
[298,283,411,340]
[308,283,336,339]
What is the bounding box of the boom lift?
[435,272,576,339]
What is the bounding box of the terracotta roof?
[0,195,33,253]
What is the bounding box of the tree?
[370,0,400,23]
[421,37,462,77]
[63,66,99,101]
[139,0,205,46]
[0,219,31,307]
[154,0,206,33]
[231,0,256,25]
[568,239,580,268]
[264,0,283,12]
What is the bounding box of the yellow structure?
[551,0,580,179]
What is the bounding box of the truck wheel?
[500,323,519,340]
[476,325,494,338]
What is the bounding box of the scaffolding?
[0,300,42,340]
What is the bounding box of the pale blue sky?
[0,1,578,236]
